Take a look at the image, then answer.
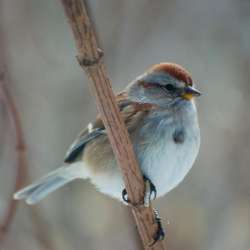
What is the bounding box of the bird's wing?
[64,92,156,163]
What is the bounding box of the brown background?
[1,0,250,249]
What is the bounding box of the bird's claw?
[143,176,157,207]
[122,183,165,246]
[122,176,157,207]
[148,209,165,246]
[122,188,129,203]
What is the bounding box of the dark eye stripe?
[140,81,162,89]
[140,82,157,88]
[140,81,177,93]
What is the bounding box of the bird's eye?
[165,84,175,91]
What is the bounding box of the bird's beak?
[182,85,201,100]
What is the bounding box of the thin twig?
[60,1,166,249]
[0,72,28,242]
[0,8,54,249]
[0,72,55,250]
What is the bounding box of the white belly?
[89,101,200,201]
[138,101,200,197]
[139,123,200,198]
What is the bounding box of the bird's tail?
[13,162,89,205]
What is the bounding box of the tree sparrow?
[14,63,201,207]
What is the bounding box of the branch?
[0,11,54,249]
[0,73,28,242]
[60,1,166,249]
[0,72,55,250]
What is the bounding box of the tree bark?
[60,1,166,249]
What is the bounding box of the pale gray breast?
[132,100,200,197]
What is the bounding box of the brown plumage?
[64,63,195,166]
[150,63,193,86]
[13,62,201,208]
[64,93,157,167]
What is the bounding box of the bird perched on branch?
[14,62,201,207]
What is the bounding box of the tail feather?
[13,162,89,205]
[25,176,72,205]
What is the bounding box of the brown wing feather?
[64,92,156,164]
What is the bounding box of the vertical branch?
[0,1,28,239]
[60,1,166,249]
[0,70,28,243]
[0,5,54,249]
[0,71,55,250]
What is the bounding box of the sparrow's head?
[127,63,201,107]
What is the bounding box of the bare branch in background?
[0,8,54,250]
[60,0,166,249]
[0,69,55,250]
[0,68,28,243]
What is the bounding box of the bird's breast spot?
[172,128,185,144]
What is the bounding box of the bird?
[14,62,201,207]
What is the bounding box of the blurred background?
[0,0,250,249]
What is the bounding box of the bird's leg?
[148,208,165,246]
[143,176,157,207]
[122,176,157,207]
[122,178,165,246]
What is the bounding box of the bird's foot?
[122,180,164,246]
[148,208,165,246]
[122,176,157,207]
[143,176,157,207]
